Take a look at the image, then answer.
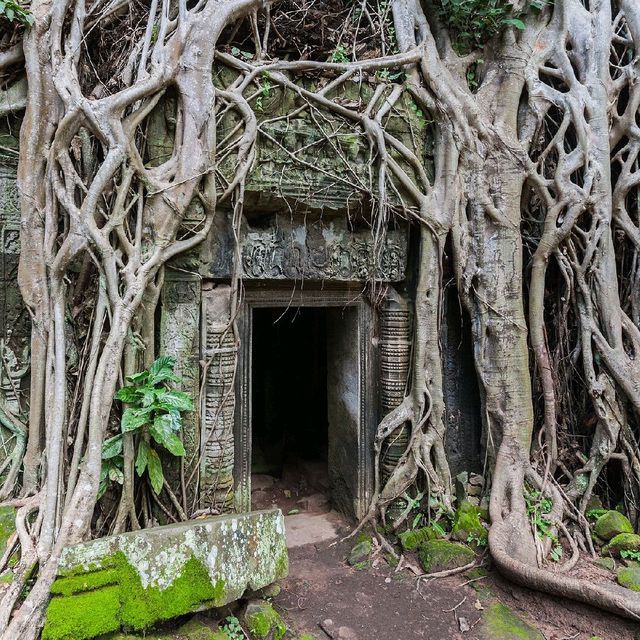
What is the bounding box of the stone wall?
[0,117,29,466]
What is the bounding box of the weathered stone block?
[43,510,288,640]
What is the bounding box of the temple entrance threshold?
[234,288,376,522]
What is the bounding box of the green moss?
[42,585,121,640]
[275,550,288,578]
[348,539,372,566]
[0,506,15,559]
[117,554,226,630]
[452,501,487,545]
[594,511,633,541]
[176,618,226,640]
[617,566,640,591]
[603,533,640,557]
[44,552,228,639]
[593,557,615,571]
[398,526,439,551]
[50,569,119,597]
[417,540,475,574]
[297,635,317,640]
[245,601,286,640]
[483,603,544,640]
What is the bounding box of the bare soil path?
[274,511,640,640]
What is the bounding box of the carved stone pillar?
[379,289,411,517]
[200,284,236,512]
[159,277,201,505]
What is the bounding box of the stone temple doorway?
[234,287,377,520]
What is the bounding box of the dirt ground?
[250,469,640,640]
[272,512,640,640]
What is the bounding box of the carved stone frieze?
[202,213,408,283]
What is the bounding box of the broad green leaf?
[108,464,124,484]
[136,440,150,476]
[162,431,185,457]
[98,463,110,499]
[155,389,194,412]
[121,407,151,433]
[150,414,173,444]
[147,448,164,494]
[102,435,123,460]
[503,17,525,30]
[141,388,157,407]
[115,385,141,403]
[126,371,149,384]
[149,356,176,382]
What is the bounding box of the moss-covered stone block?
[417,540,475,574]
[452,501,487,545]
[483,603,544,639]
[176,618,227,640]
[398,526,439,551]
[347,539,372,567]
[593,556,615,571]
[43,510,288,640]
[603,533,640,557]
[594,511,633,541]
[243,600,286,640]
[617,566,640,591]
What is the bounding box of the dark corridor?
[251,307,329,479]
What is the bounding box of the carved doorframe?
[234,284,378,519]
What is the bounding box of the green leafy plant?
[586,508,609,521]
[99,356,194,498]
[621,549,640,562]
[467,532,488,547]
[331,45,350,64]
[0,0,34,25]
[221,615,245,640]
[254,73,273,112]
[438,0,537,54]
[231,46,254,60]
[525,486,563,562]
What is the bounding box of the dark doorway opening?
[251,307,332,515]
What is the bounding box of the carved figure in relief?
[0,331,29,416]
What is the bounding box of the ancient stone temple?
[0,86,482,523]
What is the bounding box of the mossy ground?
[483,603,544,640]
